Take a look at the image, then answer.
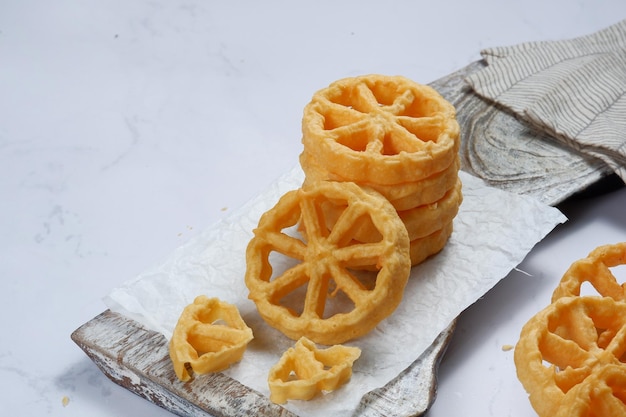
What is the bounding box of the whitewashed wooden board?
[71,310,456,417]
[438,60,612,206]
[71,60,614,417]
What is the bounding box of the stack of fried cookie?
[171,75,465,405]
[299,74,462,266]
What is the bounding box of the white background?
[1,1,625,416]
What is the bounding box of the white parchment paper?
[104,167,567,417]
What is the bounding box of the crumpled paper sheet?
[104,167,566,417]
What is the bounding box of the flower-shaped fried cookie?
[245,180,411,345]
[169,296,253,381]
[552,242,626,302]
[301,74,460,185]
[555,364,626,417]
[515,296,626,417]
[268,336,361,404]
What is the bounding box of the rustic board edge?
[71,309,456,417]
[356,319,456,417]
[71,309,295,417]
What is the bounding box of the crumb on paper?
[502,344,514,351]
[62,396,70,407]
[221,206,228,211]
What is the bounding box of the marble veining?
[1,1,625,416]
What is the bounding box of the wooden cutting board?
[71,60,612,417]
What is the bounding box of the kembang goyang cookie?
[552,242,626,302]
[169,296,254,381]
[245,180,411,345]
[515,242,626,417]
[515,296,626,417]
[300,74,462,265]
[554,364,626,417]
[268,336,361,404]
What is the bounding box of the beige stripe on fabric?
[466,19,626,182]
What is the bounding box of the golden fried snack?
[409,220,454,266]
[552,242,626,302]
[329,221,453,271]
[386,157,459,211]
[169,296,254,381]
[301,151,461,210]
[318,179,462,243]
[401,180,461,240]
[554,364,626,417]
[301,74,460,185]
[268,337,361,404]
[514,296,626,417]
[245,180,411,345]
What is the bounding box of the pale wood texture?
[72,60,612,417]
[71,310,295,417]
[433,60,611,206]
[71,310,455,417]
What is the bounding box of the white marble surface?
[1,1,624,416]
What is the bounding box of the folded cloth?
[465,19,626,182]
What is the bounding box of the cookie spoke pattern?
[245,180,410,345]
[516,295,626,417]
[302,74,460,184]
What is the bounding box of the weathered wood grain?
[354,321,455,417]
[431,60,612,206]
[71,309,296,417]
[71,310,455,417]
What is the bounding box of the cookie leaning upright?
[245,180,411,346]
[300,74,462,265]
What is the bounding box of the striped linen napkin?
[465,19,626,183]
